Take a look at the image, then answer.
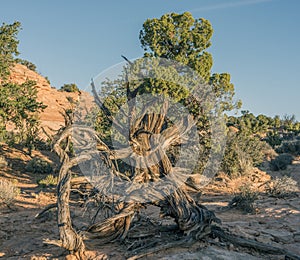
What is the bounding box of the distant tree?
[44,76,51,85]
[228,112,272,135]
[60,83,80,93]
[0,21,21,80]
[15,58,37,72]
[0,80,46,152]
[140,12,241,112]
[271,115,281,129]
[282,114,296,131]
[0,21,46,154]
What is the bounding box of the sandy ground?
[0,146,299,259]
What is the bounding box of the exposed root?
[211,226,300,260]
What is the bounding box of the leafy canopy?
[139,12,241,112]
[0,21,46,152]
[0,21,21,80]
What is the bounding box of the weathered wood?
[211,226,300,260]
[48,72,218,257]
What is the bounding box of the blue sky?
[1,0,299,119]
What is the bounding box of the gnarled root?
[84,202,137,243]
[159,188,220,239]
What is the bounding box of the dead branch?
[211,226,300,260]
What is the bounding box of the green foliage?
[276,140,300,156]
[265,131,282,148]
[139,12,240,112]
[228,184,258,213]
[38,174,58,187]
[0,179,20,206]
[270,153,294,171]
[60,83,80,93]
[0,21,21,80]
[25,157,53,174]
[221,130,266,177]
[15,58,36,71]
[227,112,271,135]
[265,176,298,198]
[44,76,51,85]
[94,12,241,174]
[282,114,296,131]
[140,12,213,80]
[0,80,46,151]
[0,21,46,153]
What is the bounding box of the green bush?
[270,153,294,171]
[276,140,300,156]
[0,80,46,153]
[221,131,266,177]
[15,58,37,71]
[38,174,58,187]
[0,22,21,80]
[0,179,20,206]
[265,176,298,198]
[265,131,282,148]
[228,184,258,213]
[25,157,53,174]
[59,83,80,93]
[45,76,51,85]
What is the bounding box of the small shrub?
[59,83,80,93]
[25,157,53,174]
[228,184,258,213]
[15,58,37,72]
[221,131,266,177]
[265,176,299,198]
[265,131,282,148]
[38,174,58,187]
[0,179,20,206]
[45,76,51,85]
[276,140,300,156]
[270,153,294,171]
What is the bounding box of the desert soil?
[0,64,299,259]
[0,145,299,260]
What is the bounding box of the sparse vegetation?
[265,131,282,148]
[45,76,51,85]
[270,153,294,171]
[0,80,47,153]
[25,157,53,174]
[38,174,58,187]
[221,131,266,177]
[59,83,80,93]
[0,21,21,80]
[276,140,300,156]
[0,21,46,154]
[228,184,258,213]
[265,176,299,198]
[0,179,20,206]
[15,58,37,71]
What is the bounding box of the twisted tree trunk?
[48,67,218,256]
